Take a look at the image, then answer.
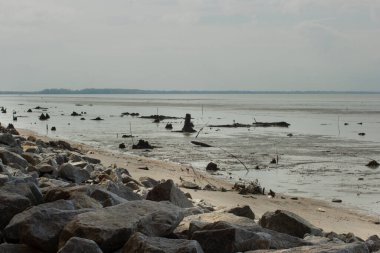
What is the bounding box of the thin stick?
[217,146,249,172]
[129,122,134,145]
[337,116,341,136]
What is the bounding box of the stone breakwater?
[0,123,379,253]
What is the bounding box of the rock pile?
[0,125,378,253]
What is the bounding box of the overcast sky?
[0,0,379,91]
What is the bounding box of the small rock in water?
[91,117,104,121]
[287,133,293,137]
[205,162,219,171]
[358,177,364,180]
[165,123,173,130]
[366,160,379,168]
[291,197,298,200]
[358,132,366,136]
[132,139,153,149]
[270,158,277,164]
[119,143,126,149]
[332,198,342,203]
[51,126,56,131]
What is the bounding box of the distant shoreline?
[1,88,379,95]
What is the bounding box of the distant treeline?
[0,88,378,95]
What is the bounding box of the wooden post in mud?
[182,113,196,133]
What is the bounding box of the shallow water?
[1,94,379,214]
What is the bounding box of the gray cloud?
[0,0,379,91]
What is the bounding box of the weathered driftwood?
[209,121,290,128]
[140,115,181,120]
[191,141,212,147]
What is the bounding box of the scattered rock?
[39,113,50,121]
[58,237,103,253]
[4,205,90,252]
[0,243,43,253]
[259,210,323,238]
[0,148,29,169]
[58,163,90,183]
[366,160,379,168]
[206,162,219,171]
[91,117,104,121]
[122,232,204,253]
[71,111,81,116]
[181,181,200,190]
[147,179,193,208]
[191,221,310,253]
[226,205,255,220]
[132,139,154,149]
[0,133,17,146]
[0,190,31,229]
[59,200,184,253]
[165,123,173,130]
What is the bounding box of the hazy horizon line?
[0,88,380,95]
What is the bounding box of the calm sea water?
[1,94,380,214]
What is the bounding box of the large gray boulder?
[0,133,17,147]
[102,181,142,201]
[59,200,184,253]
[1,181,43,205]
[58,237,103,253]
[122,232,204,253]
[0,190,31,229]
[4,200,79,242]
[146,179,193,208]
[0,148,28,169]
[249,242,369,253]
[4,205,91,252]
[58,163,90,183]
[44,185,127,207]
[259,210,323,238]
[190,221,311,253]
[366,235,380,252]
[0,243,43,253]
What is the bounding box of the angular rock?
[0,133,17,147]
[139,176,159,188]
[5,205,91,252]
[36,163,55,173]
[259,210,323,238]
[58,163,90,183]
[59,200,184,253]
[0,190,31,229]
[205,162,219,171]
[44,185,124,207]
[122,232,204,253]
[0,148,28,169]
[1,181,43,205]
[175,212,256,236]
[4,199,79,242]
[181,181,200,190]
[147,179,193,208]
[191,221,310,253]
[58,237,103,253]
[226,205,255,220]
[102,181,142,201]
[366,235,380,252]
[0,243,43,253]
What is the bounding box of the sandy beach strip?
[18,128,380,239]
